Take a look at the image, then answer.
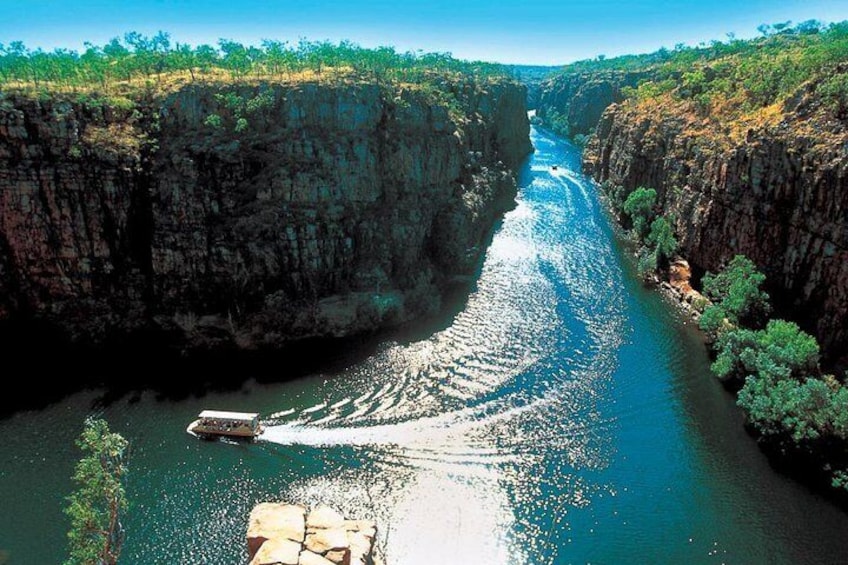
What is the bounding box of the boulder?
[299,550,339,565]
[305,527,349,554]
[344,520,377,541]
[324,549,351,565]
[306,506,345,530]
[249,538,302,565]
[247,502,376,565]
[248,503,307,558]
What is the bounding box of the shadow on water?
[0,318,390,417]
[0,158,534,419]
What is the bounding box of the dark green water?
[2,126,848,564]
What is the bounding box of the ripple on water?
[10,127,847,565]
[250,127,629,564]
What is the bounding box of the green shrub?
[622,187,657,239]
[817,72,848,116]
[702,255,771,326]
[699,304,727,335]
[646,216,678,264]
[712,319,819,384]
[738,373,844,442]
[711,326,759,381]
[637,249,658,277]
[691,295,709,313]
[204,113,223,128]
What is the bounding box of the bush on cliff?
[702,265,848,494]
[712,319,820,383]
[646,216,678,265]
[546,19,848,130]
[738,371,848,442]
[617,186,683,277]
[701,255,771,329]
[0,33,508,96]
[622,186,657,239]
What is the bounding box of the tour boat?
[187,410,263,439]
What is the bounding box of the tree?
[711,326,759,381]
[219,39,251,79]
[701,255,770,327]
[646,216,678,264]
[711,319,819,383]
[622,187,657,239]
[699,304,728,336]
[65,418,129,565]
[754,319,819,377]
[173,43,198,81]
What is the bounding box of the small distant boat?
[551,165,558,171]
[187,410,263,440]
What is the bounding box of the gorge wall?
[536,70,650,136]
[582,98,848,363]
[0,79,531,352]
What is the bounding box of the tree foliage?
[698,304,729,336]
[618,186,679,276]
[550,20,848,120]
[709,309,848,489]
[702,255,771,327]
[738,374,847,442]
[646,216,678,264]
[65,418,129,565]
[622,186,657,239]
[711,319,819,383]
[0,33,508,95]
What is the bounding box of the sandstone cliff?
[584,96,848,362]
[536,70,650,136]
[0,79,530,351]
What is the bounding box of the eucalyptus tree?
[65,418,129,565]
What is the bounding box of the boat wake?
[249,128,629,564]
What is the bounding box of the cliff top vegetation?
[0,32,514,118]
[550,19,848,143]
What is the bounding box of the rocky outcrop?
[0,79,530,351]
[247,503,378,565]
[537,71,650,136]
[663,258,708,322]
[585,101,848,361]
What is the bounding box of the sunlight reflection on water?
[255,127,626,564]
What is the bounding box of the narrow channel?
[1,126,846,564]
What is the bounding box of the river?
[2,125,847,564]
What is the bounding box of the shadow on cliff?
[0,141,532,420]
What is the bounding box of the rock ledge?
[247,503,379,565]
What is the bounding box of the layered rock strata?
[0,80,530,350]
[536,70,651,136]
[584,101,848,360]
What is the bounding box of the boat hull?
[186,419,263,440]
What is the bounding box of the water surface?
[2,126,847,564]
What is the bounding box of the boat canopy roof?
[198,410,259,422]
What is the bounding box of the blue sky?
[2,0,848,65]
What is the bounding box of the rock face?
[584,102,848,361]
[537,71,650,136]
[248,504,378,565]
[0,80,531,350]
